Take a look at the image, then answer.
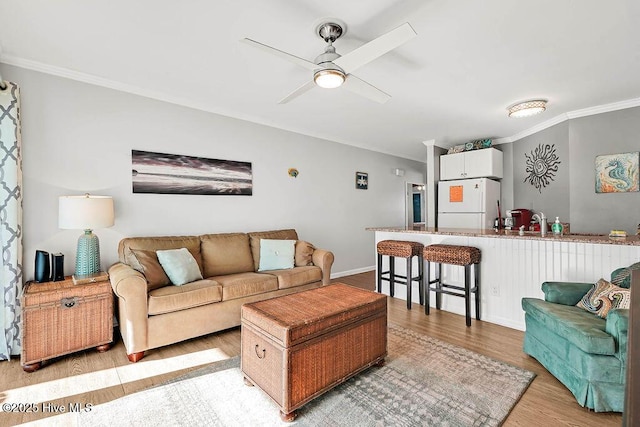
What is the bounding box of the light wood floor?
[0,271,622,426]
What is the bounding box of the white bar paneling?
[374,231,640,331]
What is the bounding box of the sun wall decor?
[523,143,561,193]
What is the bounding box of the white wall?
[1,65,426,280]
[569,107,640,234]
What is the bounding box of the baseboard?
[331,266,375,279]
[483,315,525,332]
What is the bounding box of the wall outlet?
[491,284,500,297]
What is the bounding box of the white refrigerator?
[437,178,501,229]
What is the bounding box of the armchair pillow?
[258,239,295,271]
[130,249,171,291]
[157,248,203,286]
[576,278,631,318]
[295,240,316,267]
[611,262,640,288]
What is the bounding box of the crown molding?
[565,97,640,119]
[0,54,426,162]
[495,97,640,144]
[2,54,639,155]
[493,113,570,144]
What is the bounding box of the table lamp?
[59,194,114,278]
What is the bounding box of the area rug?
[72,324,535,426]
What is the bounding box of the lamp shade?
[59,195,114,230]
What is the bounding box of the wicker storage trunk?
[21,277,113,368]
[241,283,387,420]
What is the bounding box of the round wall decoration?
[523,143,561,193]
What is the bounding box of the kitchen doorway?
[406,182,426,229]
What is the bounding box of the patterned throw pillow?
[576,278,631,318]
[611,262,640,289]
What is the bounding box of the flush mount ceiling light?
[508,100,547,118]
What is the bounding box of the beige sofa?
[108,229,334,362]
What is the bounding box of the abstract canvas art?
[132,150,252,195]
[595,152,639,193]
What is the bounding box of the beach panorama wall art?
[132,150,253,196]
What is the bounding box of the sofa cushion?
[576,278,631,319]
[130,249,170,291]
[248,229,299,271]
[264,266,322,289]
[148,279,222,315]
[522,297,615,355]
[524,315,624,383]
[201,233,254,277]
[295,240,316,267]
[157,248,204,285]
[212,272,279,301]
[258,239,295,271]
[119,235,203,274]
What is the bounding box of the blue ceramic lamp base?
[75,229,101,276]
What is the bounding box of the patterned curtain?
[0,80,23,359]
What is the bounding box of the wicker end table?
[21,275,113,372]
[241,283,387,422]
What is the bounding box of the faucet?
[531,212,547,236]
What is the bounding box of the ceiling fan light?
[508,100,547,118]
[314,69,345,89]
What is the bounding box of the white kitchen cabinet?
[440,147,503,180]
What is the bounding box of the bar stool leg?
[406,257,412,310]
[389,256,395,297]
[475,262,481,321]
[377,253,383,293]
[435,263,442,310]
[424,260,430,315]
[464,265,471,327]
[418,255,424,305]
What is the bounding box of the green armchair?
[521,264,635,412]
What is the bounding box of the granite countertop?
[366,226,640,246]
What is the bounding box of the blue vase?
[75,230,101,276]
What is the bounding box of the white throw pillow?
[156,248,203,285]
[258,239,295,271]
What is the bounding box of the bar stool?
[423,244,481,326]
[376,240,424,309]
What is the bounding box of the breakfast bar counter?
[368,226,640,330]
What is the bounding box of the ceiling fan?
[241,19,417,104]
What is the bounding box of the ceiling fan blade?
[241,38,318,71]
[278,81,317,104]
[333,23,416,74]
[342,75,391,104]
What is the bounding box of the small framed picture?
[356,172,368,190]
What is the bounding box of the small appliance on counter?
[506,209,532,230]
